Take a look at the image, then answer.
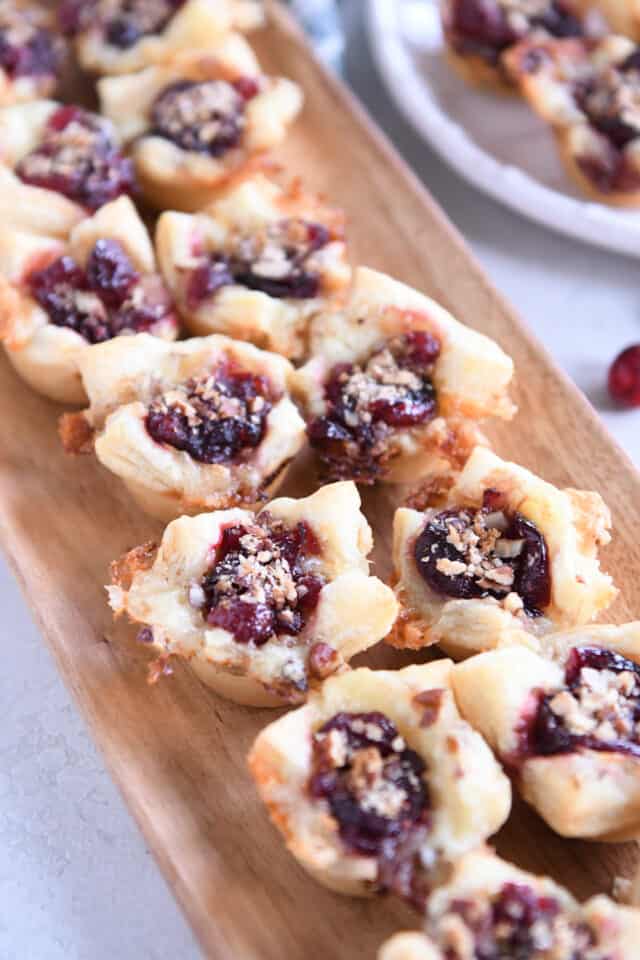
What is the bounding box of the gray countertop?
[2,3,639,958]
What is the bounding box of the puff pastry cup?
[379,847,640,960]
[108,482,398,706]
[98,37,303,211]
[452,622,640,841]
[0,1,64,106]
[440,0,588,94]
[0,196,178,405]
[293,267,515,486]
[155,172,351,360]
[390,446,616,657]
[62,331,306,520]
[60,0,264,76]
[248,661,511,899]
[504,35,640,206]
[0,99,135,236]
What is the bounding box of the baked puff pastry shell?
[155,172,351,360]
[248,661,511,897]
[0,195,178,405]
[379,848,640,960]
[453,622,640,840]
[503,35,640,207]
[64,331,306,521]
[0,2,64,106]
[293,267,515,486]
[390,446,616,657]
[108,482,398,706]
[99,38,303,211]
[64,0,264,77]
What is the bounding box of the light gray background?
[2,3,639,958]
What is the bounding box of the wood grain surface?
[1,2,639,957]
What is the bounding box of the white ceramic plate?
[367,0,640,257]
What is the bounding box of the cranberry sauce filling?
[16,106,135,211]
[150,76,259,156]
[528,646,640,759]
[28,239,174,343]
[307,332,440,485]
[442,882,600,959]
[447,0,582,66]
[571,53,640,192]
[308,712,430,889]
[186,219,331,306]
[145,364,276,465]
[414,491,551,617]
[0,11,60,80]
[195,516,323,646]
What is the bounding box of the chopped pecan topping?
[307,331,441,484]
[414,494,550,616]
[198,516,323,647]
[145,363,275,464]
[530,645,640,758]
[186,218,332,305]
[308,711,431,901]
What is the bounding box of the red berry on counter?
[608,345,640,408]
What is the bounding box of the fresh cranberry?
[150,79,246,156]
[186,220,331,305]
[307,333,440,484]
[308,712,430,866]
[200,518,324,646]
[530,645,640,759]
[0,24,59,79]
[145,366,274,464]
[16,106,135,211]
[414,503,550,616]
[608,344,640,407]
[27,245,172,344]
[233,76,260,100]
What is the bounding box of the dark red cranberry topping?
[528,646,640,759]
[414,494,551,617]
[308,711,430,892]
[447,0,582,66]
[59,0,185,45]
[0,17,60,79]
[608,344,640,407]
[444,882,598,959]
[198,517,323,646]
[145,365,275,465]
[186,219,331,307]
[150,77,258,156]
[16,105,135,211]
[27,241,173,343]
[307,332,440,484]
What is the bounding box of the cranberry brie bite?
[0,100,135,237]
[379,848,640,960]
[0,196,177,404]
[453,622,640,840]
[248,662,511,898]
[63,332,305,520]
[293,268,515,486]
[156,173,350,360]
[440,0,587,93]
[59,0,264,76]
[0,1,64,106]
[504,35,640,205]
[390,446,616,657]
[98,39,303,211]
[108,482,398,706]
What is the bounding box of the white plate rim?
[366,0,640,258]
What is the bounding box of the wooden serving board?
[2,3,639,957]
